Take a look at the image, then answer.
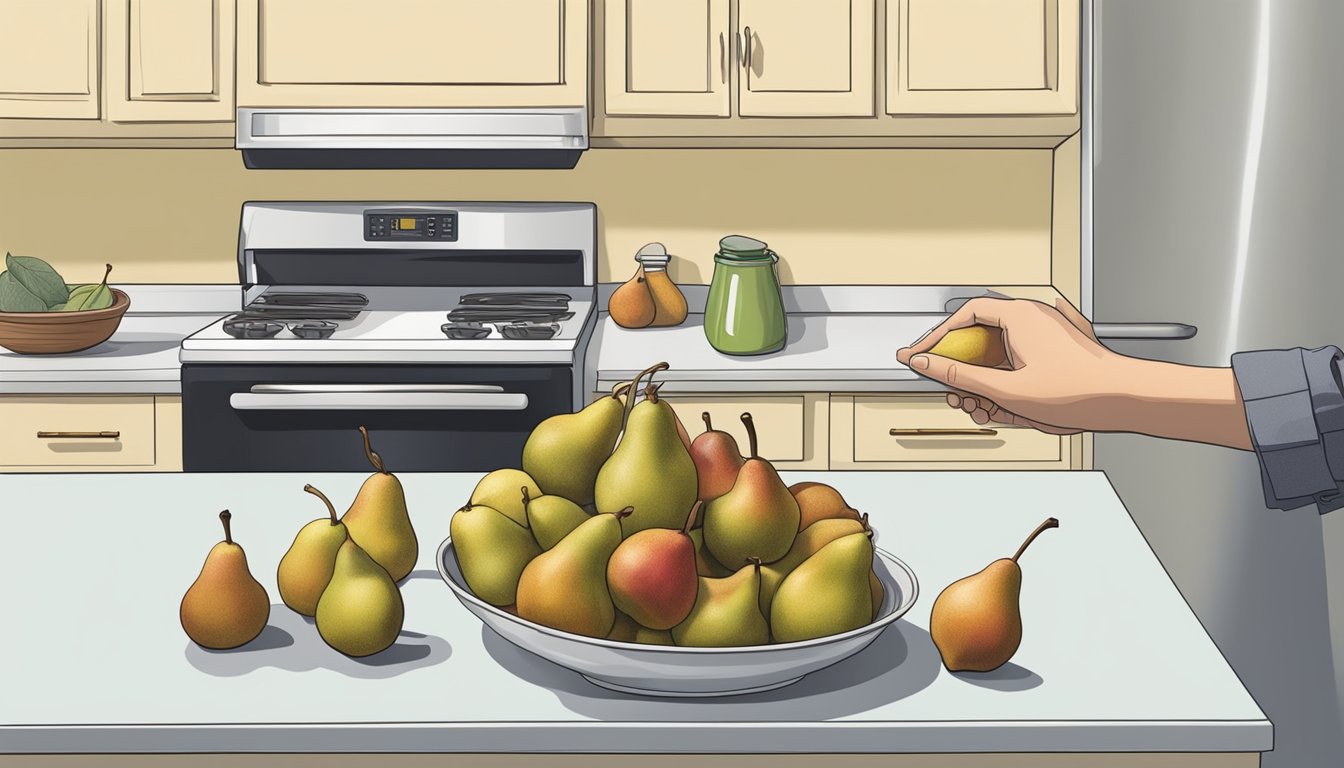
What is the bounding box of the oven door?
[181,364,573,472]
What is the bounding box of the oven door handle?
[229,388,530,411]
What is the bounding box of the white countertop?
[0,471,1269,755]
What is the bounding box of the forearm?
[1090,358,1253,450]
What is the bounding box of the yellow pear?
[928,325,1007,367]
[316,538,405,657]
[470,468,541,527]
[342,427,418,582]
[277,485,349,617]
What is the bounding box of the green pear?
[689,528,731,578]
[522,487,591,550]
[277,485,350,617]
[315,539,405,657]
[515,509,628,637]
[180,510,270,650]
[759,517,868,616]
[930,518,1058,672]
[470,468,541,527]
[607,610,674,645]
[451,502,542,606]
[704,413,800,567]
[594,368,698,536]
[771,532,875,643]
[342,427,418,582]
[671,560,769,647]
[523,384,630,506]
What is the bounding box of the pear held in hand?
[703,413,800,567]
[690,412,745,502]
[607,502,701,630]
[523,382,631,507]
[928,325,1007,368]
[515,508,630,637]
[277,485,349,617]
[930,517,1059,672]
[451,500,541,606]
[316,538,405,657]
[342,426,418,582]
[180,510,270,650]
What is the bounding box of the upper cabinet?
[0,0,100,119]
[236,0,588,108]
[604,0,730,117]
[106,0,235,122]
[886,0,1077,115]
[738,0,874,117]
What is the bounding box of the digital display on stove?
[365,210,458,241]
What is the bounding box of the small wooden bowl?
[0,288,131,354]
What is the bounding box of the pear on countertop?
[180,510,270,650]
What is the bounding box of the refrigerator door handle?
[1091,322,1198,340]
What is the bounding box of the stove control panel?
[364,210,458,241]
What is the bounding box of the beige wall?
[0,148,1053,286]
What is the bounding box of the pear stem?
[747,556,762,574]
[219,510,233,544]
[1012,517,1059,563]
[702,412,713,434]
[521,486,532,511]
[740,412,760,459]
[358,425,386,474]
[99,263,113,286]
[614,506,635,521]
[644,382,659,404]
[620,362,670,430]
[305,484,338,525]
[682,500,703,534]
[610,380,634,400]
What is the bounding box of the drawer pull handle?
[36,431,121,439]
[889,428,998,436]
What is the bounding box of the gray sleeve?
[1230,346,1344,514]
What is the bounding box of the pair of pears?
[694,412,801,567]
[273,428,416,657]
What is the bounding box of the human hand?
[895,297,1125,434]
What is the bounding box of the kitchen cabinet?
[236,0,587,108]
[603,0,731,118]
[0,0,100,119]
[0,395,182,472]
[886,0,1078,115]
[659,393,830,470]
[105,0,235,122]
[737,0,875,117]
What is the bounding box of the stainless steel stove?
[180,202,596,472]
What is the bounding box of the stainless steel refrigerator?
[1089,0,1344,764]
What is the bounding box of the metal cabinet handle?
[889,428,998,436]
[743,25,753,70]
[1091,322,1198,340]
[36,431,121,439]
[720,32,727,83]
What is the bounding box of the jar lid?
[718,234,771,260]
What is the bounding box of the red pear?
[606,503,701,630]
[690,412,746,502]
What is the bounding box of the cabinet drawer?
[658,395,806,463]
[0,396,156,467]
[847,395,1061,463]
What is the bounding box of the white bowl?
[436,536,919,697]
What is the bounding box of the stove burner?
[243,291,369,321]
[289,320,338,340]
[457,292,571,308]
[223,317,284,339]
[500,322,560,340]
[441,321,492,340]
[446,291,573,326]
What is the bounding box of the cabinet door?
[604,0,730,117]
[106,0,234,122]
[887,0,1078,115]
[237,0,586,108]
[0,0,100,119]
[737,0,875,117]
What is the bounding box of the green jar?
[704,235,787,356]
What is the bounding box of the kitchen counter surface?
[0,471,1269,758]
[0,286,234,395]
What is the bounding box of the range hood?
[235,108,588,170]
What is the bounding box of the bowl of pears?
[438,363,918,697]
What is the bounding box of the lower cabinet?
[659,393,830,470]
[0,395,182,472]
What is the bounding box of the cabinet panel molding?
[0,0,100,119]
[738,0,875,117]
[604,0,730,117]
[106,0,234,122]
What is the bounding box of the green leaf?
[4,253,68,308]
[0,271,49,312]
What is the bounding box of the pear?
[607,610,674,645]
[522,487,590,550]
[758,517,868,617]
[771,532,876,643]
[690,412,745,502]
[870,568,886,618]
[703,413,800,566]
[689,528,731,577]
[515,508,629,637]
[608,267,656,329]
[277,485,349,617]
[594,363,698,537]
[672,559,769,647]
[451,502,542,606]
[928,325,1007,367]
[315,538,405,657]
[607,503,700,630]
[342,427,417,582]
[930,517,1058,672]
[790,481,863,530]
[522,382,630,506]
[180,510,270,650]
[470,468,541,527]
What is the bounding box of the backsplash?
[0,148,1052,286]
